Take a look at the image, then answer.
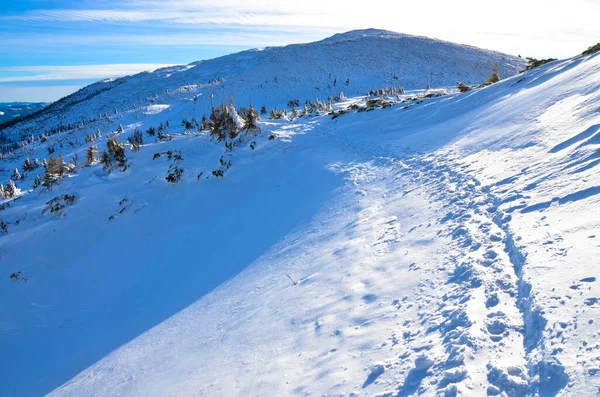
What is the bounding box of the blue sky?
[1,0,599,102]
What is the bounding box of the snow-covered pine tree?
[243,104,260,132]
[87,145,98,165]
[106,136,127,170]
[57,154,68,176]
[4,179,17,199]
[129,128,143,150]
[23,158,34,172]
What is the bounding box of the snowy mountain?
[0,29,524,148]
[2,30,600,397]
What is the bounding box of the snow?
[142,104,170,115]
[1,31,599,397]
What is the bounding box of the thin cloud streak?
[0,31,332,50]
[0,64,175,82]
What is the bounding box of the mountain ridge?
[0,29,525,148]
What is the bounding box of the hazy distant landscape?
[0,102,46,124]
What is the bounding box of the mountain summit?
[0,29,524,147]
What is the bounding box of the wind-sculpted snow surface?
[1,41,600,397]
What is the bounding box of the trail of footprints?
[369,153,538,396]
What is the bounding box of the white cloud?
[3,0,599,58]
[0,64,175,82]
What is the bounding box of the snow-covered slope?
[2,35,600,397]
[0,29,524,147]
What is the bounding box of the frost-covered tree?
[117,124,124,134]
[46,156,57,173]
[57,154,68,176]
[23,158,35,172]
[4,179,18,199]
[11,168,21,181]
[129,128,143,151]
[86,145,98,165]
[106,136,127,170]
[208,103,242,141]
[33,175,42,189]
[243,104,260,132]
[334,92,345,102]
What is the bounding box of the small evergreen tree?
[57,154,68,176]
[129,128,144,151]
[12,168,21,181]
[243,104,260,132]
[106,136,127,170]
[117,124,124,134]
[208,103,240,141]
[485,64,501,84]
[47,157,56,173]
[23,158,34,172]
[33,175,42,189]
[4,179,17,199]
[86,145,98,165]
[457,82,472,93]
[100,151,111,171]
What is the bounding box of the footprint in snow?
[362,293,378,304]
[362,364,385,388]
